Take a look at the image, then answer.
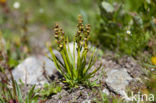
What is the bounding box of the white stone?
[12,56,57,85]
[105,68,132,96]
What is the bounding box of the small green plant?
[36,82,62,98]
[49,15,102,87]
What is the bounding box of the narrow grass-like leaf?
[86,63,102,79]
[77,48,81,80]
[55,56,65,69]
[27,85,36,103]
[49,47,63,75]
[84,49,96,75]
[61,51,72,79]
[15,81,22,103]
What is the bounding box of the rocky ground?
[12,43,147,103]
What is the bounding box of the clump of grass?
[48,15,102,87]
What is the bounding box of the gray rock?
[105,68,132,96]
[12,56,57,85]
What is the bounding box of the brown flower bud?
[54,34,59,39]
[80,35,82,39]
[54,28,59,32]
[78,30,81,34]
[86,30,90,33]
[84,37,87,41]
[55,23,59,28]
